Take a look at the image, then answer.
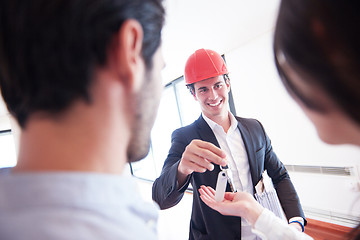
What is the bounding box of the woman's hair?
[274,0,360,125]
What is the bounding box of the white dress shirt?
[253,209,313,240]
[203,113,258,240]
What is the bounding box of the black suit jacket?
[152,115,305,240]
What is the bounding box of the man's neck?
[203,111,231,133]
[14,99,130,174]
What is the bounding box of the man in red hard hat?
[153,48,306,239]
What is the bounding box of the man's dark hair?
[0,0,164,128]
[186,74,230,96]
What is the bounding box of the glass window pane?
[0,132,17,168]
[175,79,201,126]
[130,148,157,181]
[151,86,182,177]
[131,86,182,181]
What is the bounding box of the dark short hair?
[274,0,360,124]
[186,74,230,96]
[0,0,164,128]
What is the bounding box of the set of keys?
[214,164,237,202]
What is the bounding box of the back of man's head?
[0,0,164,128]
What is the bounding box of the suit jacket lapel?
[236,117,260,187]
[195,115,220,148]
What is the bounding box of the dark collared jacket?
[152,115,305,240]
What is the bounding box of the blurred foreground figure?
[0,0,164,239]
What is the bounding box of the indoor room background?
[0,0,359,239]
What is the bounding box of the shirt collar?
[202,112,238,133]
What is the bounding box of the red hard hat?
[184,48,228,85]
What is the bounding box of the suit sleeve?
[256,120,307,225]
[152,128,192,210]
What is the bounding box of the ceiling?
[0,0,281,128]
[161,0,280,82]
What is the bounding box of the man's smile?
[207,99,222,107]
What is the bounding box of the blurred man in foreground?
[0,0,165,239]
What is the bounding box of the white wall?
[0,96,11,130]
[0,96,18,168]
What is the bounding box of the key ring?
[219,165,228,171]
[219,165,237,193]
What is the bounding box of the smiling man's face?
[193,75,230,121]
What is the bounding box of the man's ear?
[226,79,231,93]
[113,19,144,92]
[192,92,198,101]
